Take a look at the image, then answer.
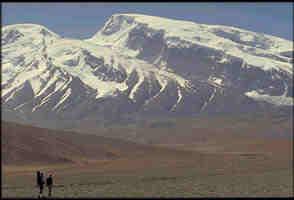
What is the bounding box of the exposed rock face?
[2,14,293,129]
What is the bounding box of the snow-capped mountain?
[2,14,293,127]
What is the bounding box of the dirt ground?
[2,120,293,197]
[3,138,293,197]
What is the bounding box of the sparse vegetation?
[2,117,293,197]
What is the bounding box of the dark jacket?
[40,174,44,186]
[37,172,42,186]
[46,176,53,186]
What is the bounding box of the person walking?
[46,174,53,197]
[36,171,41,193]
[39,172,45,198]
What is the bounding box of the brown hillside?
[1,121,193,165]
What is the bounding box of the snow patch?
[245,82,293,106]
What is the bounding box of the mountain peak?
[2,14,293,128]
[2,23,60,39]
[92,13,292,48]
[89,13,292,75]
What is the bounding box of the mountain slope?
[2,121,195,165]
[2,14,293,129]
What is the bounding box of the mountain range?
[2,13,293,129]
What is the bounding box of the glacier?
[1,13,293,128]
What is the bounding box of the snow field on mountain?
[1,13,293,112]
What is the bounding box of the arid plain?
[2,114,293,197]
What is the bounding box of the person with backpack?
[46,174,53,197]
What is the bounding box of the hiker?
[36,171,41,187]
[38,172,45,198]
[46,174,53,197]
[36,171,42,197]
